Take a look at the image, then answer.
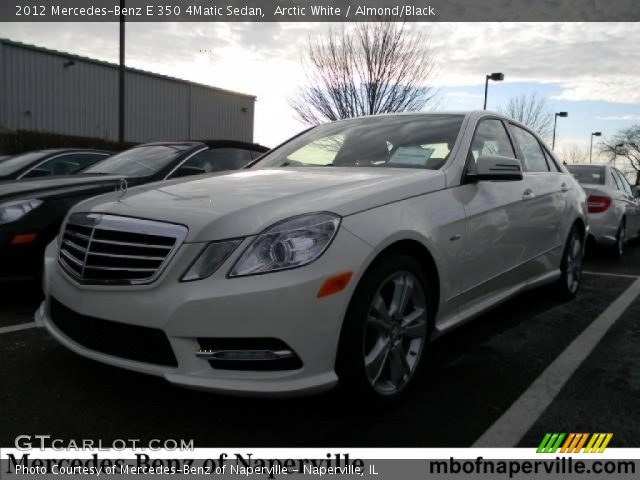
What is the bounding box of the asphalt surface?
[1,241,639,448]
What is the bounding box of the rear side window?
[613,169,634,196]
[469,119,515,162]
[541,146,562,172]
[510,125,549,172]
[22,153,108,178]
[610,169,623,191]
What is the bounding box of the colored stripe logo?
[537,433,613,453]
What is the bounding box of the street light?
[612,143,624,166]
[118,0,126,144]
[483,72,504,110]
[551,112,568,150]
[589,132,602,164]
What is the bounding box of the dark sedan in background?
[0,140,269,283]
[0,149,111,181]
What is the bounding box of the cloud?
[1,21,639,143]
[444,92,483,99]
[594,114,640,121]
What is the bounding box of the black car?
[0,149,112,181]
[0,140,269,282]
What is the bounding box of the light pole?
[483,72,504,110]
[589,132,602,164]
[118,0,125,144]
[612,143,624,166]
[552,112,568,150]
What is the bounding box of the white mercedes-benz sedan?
[37,111,587,402]
[566,164,640,257]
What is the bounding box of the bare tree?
[290,23,438,125]
[600,125,640,185]
[556,143,590,165]
[498,93,554,140]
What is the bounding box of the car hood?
[73,167,445,242]
[0,174,125,201]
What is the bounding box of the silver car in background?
[566,164,640,256]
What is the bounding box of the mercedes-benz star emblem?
[117,178,128,198]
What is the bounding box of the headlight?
[0,199,43,225]
[229,212,340,277]
[181,239,242,282]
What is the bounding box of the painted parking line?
[0,322,37,335]
[473,277,640,447]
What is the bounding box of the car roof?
[197,140,269,151]
[7,148,112,156]
[314,110,532,131]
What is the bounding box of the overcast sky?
[2,21,640,164]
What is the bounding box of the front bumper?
[0,230,40,281]
[38,227,373,397]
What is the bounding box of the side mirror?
[467,155,523,182]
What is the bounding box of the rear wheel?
[336,253,431,406]
[610,220,625,258]
[555,226,583,300]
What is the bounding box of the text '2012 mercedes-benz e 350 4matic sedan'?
[37,112,588,403]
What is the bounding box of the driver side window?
[468,119,515,171]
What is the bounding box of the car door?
[508,124,565,263]
[613,168,640,237]
[454,118,530,306]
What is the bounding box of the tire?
[555,225,584,300]
[336,253,432,406]
[610,220,625,258]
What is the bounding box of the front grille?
[51,297,178,367]
[59,213,187,285]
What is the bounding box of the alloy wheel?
[617,223,625,257]
[363,271,428,395]
[565,232,583,294]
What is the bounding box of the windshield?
[83,145,189,177]
[253,114,465,170]
[0,151,52,176]
[566,165,606,185]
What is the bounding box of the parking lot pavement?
[0,282,41,328]
[584,238,640,277]
[1,244,639,448]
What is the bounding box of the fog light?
[196,349,294,361]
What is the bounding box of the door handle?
[561,183,570,193]
[522,189,535,200]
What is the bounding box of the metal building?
[0,38,256,143]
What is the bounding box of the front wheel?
[555,226,584,300]
[336,253,431,406]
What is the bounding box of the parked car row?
[566,164,640,257]
[0,149,111,181]
[0,140,268,282]
[3,111,639,404]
